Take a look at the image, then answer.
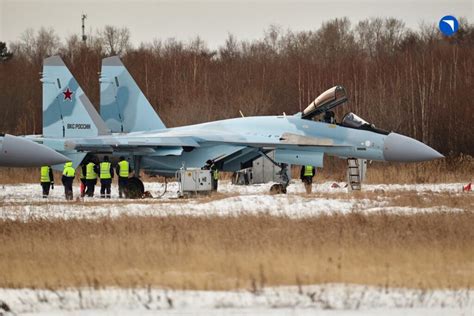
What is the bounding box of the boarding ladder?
[347,158,362,191]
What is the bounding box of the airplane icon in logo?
[439,15,459,36]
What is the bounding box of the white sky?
[1,0,473,49]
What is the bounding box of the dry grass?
[0,212,473,290]
[302,191,474,211]
[312,154,474,184]
[1,154,472,185]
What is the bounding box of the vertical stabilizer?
[42,56,110,138]
[100,56,166,133]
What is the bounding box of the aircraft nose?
[383,133,444,162]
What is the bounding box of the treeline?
[0,18,473,154]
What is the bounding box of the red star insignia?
[63,87,73,101]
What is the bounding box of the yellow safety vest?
[304,165,314,177]
[212,169,219,180]
[79,166,84,179]
[40,166,51,182]
[86,162,97,180]
[63,162,75,177]
[118,160,129,178]
[100,162,112,179]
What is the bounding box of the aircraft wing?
[185,131,350,149]
[241,132,351,148]
[63,135,200,152]
[141,129,351,149]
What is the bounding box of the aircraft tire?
[126,177,145,199]
[270,183,287,194]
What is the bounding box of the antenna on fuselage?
[239,110,245,118]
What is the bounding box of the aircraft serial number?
[67,124,91,130]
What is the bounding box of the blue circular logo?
[439,15,459,36]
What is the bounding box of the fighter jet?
[0,55,443,195]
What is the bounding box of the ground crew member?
[85,158,99,197]
[40,165,54,198]
[205,160,219,191]
[300,165,316,194]
[79,163,86,197]
[62,161,75,200]
[212,165,219,191]
[116,156,131,198]
[99,156,114,198]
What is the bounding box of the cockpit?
[301,85,389,135]
[341,112,389,135]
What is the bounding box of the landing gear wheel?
[126,177,145,199]
[270,183,287,194]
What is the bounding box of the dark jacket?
[61,174,74,185]
[48,168,54,183]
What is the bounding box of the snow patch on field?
[0,181,468,221]
[0,284,472,316]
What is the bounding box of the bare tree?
[11,27,60,64]
[99,25,131,56]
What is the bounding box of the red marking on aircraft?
[63,88,73,101]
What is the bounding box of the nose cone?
[0,134,69,167]
[383,133,444,162]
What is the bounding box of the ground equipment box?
[177,168,212,197]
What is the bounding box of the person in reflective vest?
[79,163,86,197]
[61,161,75,200]
[99,156,114,198]
[205,159,219,191]
[300,165,316,194]
[84,157,99,197]
[116,156,131,198]
[40,165,54,198]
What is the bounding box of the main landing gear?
[258,151,290,194]
[126,177,145,199]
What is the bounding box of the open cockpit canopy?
[302,85,348,120]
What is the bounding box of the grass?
[1,154,472,185]
[0,212,473,290]
[312,153,474,184]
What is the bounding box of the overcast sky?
[1,0,472,49]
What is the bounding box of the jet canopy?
[341,112,369,128]
[302,85,348,120]
[341,112,389,135]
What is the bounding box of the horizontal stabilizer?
[0,134,69,167]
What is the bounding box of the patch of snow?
[0,181,468,221]
[0,284,472,316]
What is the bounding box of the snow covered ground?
[0,182,472,315]
[0,181,469,221]
[0,284,472,316]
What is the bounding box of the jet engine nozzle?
[0,134,69,167]
[383,133,444,162]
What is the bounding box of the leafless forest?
[0,18,473,155]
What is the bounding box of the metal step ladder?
[347,158,361,191]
